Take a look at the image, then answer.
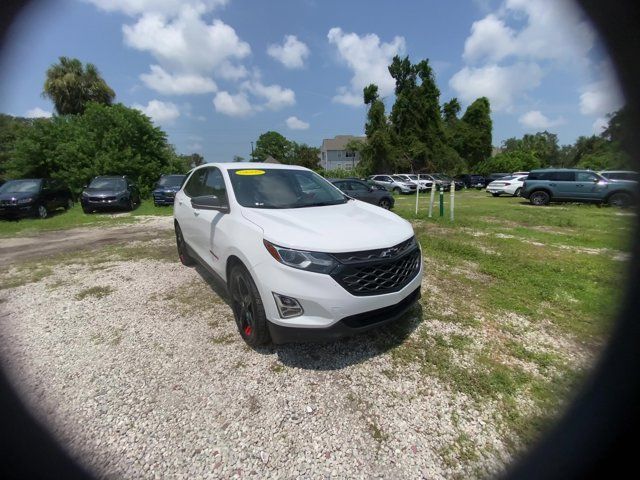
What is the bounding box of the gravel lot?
[0,218,594,479]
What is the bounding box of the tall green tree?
[359,84,397,173]
[43,57,115,115]
[458,97,492,168]
[251,131,292,162]
[502,131,559,167]
[289,143,320,169]
[0,114,31,177]
[8,103,177,195]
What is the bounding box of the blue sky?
[0,0,623,162]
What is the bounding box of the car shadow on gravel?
[260,304,424,371]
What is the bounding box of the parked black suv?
[455,174,485,189]
[152,174,186,206]
[521,169,637,207]
[330,178,395,209]
[0,178,73,219]
[81,176,140,213]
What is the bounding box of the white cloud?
[463,0,595,65]
[84,0,228,17]
[140,65,217,95]
[188,142,203,152]
[327,27,405,106]
[241,79,295,111]
[449,63,543,111]
[122,7,250,76]
[132,99,180,123]
[25,107,52,118]
[285,116,309,130]
[579,77,623,117]
[267,35,310,69]
[592,117,609,135]
[518,110,565,130]
[213,91,253,117]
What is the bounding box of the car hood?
[83,188,123,196]
[241,200,414,253]
[0,192,37,201]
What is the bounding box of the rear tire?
[530,190,551,206]
[608,192,633,208]
[378,198,392,209]
[514,187,522,197]
[229,264,271,346]
[127,197,135,211]
[491,192,500,197]
[175,223,196,266]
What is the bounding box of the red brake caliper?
[244,325,252,335]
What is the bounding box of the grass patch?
[75,285,115,300]
[0,265,53,290]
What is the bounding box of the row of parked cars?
[0,174,186,220]
[482,169,638,207]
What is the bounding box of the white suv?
[174,163,422,345]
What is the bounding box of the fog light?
[272,293,304,319]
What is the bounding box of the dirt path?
[0,216,173,267]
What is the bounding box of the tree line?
[0,57,199,196]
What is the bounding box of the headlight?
[17,197,34,204]
[82,191,90,197]
[263,240,337,274]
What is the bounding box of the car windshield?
[406,174,418,180]
[89,178,126,190]
[157,175,185,187]
[0,179,41,193]
[229,169,347,209]
[391,175,407,182]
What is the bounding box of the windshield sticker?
[235,170,265,176]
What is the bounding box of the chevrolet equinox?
[173,163,422,345]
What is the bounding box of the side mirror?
[191,195,230,213]
[593,178,600,183]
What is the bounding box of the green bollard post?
[439,186,444,217]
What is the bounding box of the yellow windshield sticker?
[235,169,266,176]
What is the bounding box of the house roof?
[263,155,281,164]
[321,135,366,151]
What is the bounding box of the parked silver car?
[395,174,432,191]
[368,174,417,194]
[418,174,451,191]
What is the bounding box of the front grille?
[332,246,421,296]
[333,237,416,264]
[88,196,116,202]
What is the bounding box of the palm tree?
[43,57,115,115]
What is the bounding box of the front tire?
[229,264,271,346]
[530,190,551,206]
[127,197,135,211]
[393,187,401,194]
[37,205,48,219]
[378,198,392,209]
[64,198,74,210]
[175,223,196,266]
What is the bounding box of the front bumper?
[152,191,176,205]
[250,251,423,342]
[268,287,421,343]
[81,196,129,210]
[0,203,36,218]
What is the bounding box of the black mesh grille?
[332,248,421,296]
[88,196,116,202]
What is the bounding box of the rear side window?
[349,181,369,192]
[552,172,576,181]
[528,171,575,181]
[576,172,599,182]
